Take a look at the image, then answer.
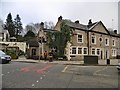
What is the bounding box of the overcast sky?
[0,0,119,32]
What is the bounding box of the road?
[1,61,119,89]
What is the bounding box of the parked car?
[0,50,11,64]
[116,63,120,71]
[48,52,54,62]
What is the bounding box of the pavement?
[11,56,119,66]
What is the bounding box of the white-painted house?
[0,19,10,42]
[0,19,26,53]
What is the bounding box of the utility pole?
[38,37,42,62]
[37,22,44,62]
[112,19,114,30]
[38,42,41,62]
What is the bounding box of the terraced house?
[54,16,120,61]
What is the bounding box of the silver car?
[117,63,120,71]
[0,50,11,64]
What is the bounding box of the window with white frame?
[105,38,109,46]
[91,36,96,44]
[112,39,115,46]
[99,37,103,42]
[112,49,116,56]
[78,48,82,54]
[97,49,100,55]
[77,34,83,43]
[72,47,76,54]
[92,48,95,55]
[83,48,88,54]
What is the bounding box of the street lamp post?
[38,37,42,62]
[38,42,41,62]
[52,34,55,50]
[52,34,55,42]
[37,22,45,62]
[38,36,45,62]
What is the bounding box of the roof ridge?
[88,21,100,30]
[63,19,88,30]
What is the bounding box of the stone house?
[54,16,120,60]
[26,22,53,59]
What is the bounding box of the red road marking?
[20,64,53,73]
[36,64,52,73]
[21,67,30,72]
[20,65,39,72]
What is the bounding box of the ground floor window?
[112,49,116,56]
[78,48,82,54]
[92,48,95,55]
[71,46,88,55]
[97,49,100,55]
[32,49,36,55]
[72,47,76,54]
[91,48,101,56]
[83,48,88,54]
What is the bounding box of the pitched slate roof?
[109,31,120,37]
[62,19,120,37]
[87,22,99,30]
[63,20,88,30]
[63,19,101,31]
[26,38,39,47]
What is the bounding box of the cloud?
[0,1,118,31]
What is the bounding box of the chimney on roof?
[58,16,62,21]
[114,30,117,34]
[40,22,44,30]
[75,20,79,24]
[88,19,92,25]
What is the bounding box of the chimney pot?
[40,22,44,26]
[114,30,117,34]
[58,16,62,21]
[75,20,79,24]
[88,19,92,25]
[40,22,44,30]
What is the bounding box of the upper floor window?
[112,39,115,46]
[77,34,83,43]
[99,37,103,42]
[105,38,109,46]
[91,36,96,44]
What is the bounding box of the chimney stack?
[88,19,92,25]
[114,30,117,34]
[75,20,79,24]
[40,22,44,30]
[58,16,62,21]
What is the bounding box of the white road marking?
[43,75,46,77]
[36,80,39,83]
[62,65,69,72]
[1,74,4,76]
[93,66,111,77]
[7,72,10,74]
[40,77,43,79]
[32,84,35,87]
